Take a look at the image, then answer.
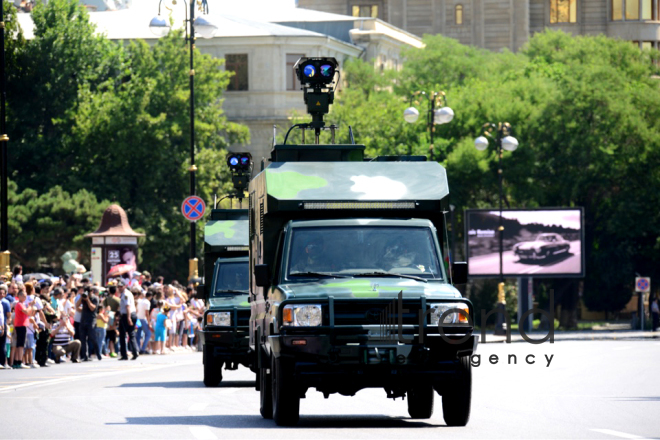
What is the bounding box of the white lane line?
[0,361,198,394]
[188,403,208,411]
[590,429,643,439]
[189,426,218,440]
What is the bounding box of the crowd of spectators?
[0,265,206,369]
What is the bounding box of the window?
[613,0,655,20]
[550,0,577,23]
[286,54,304,91]
[352,5,379,18]
[641,41,654,50]
[226,54,248,91]
[455,4,463,25]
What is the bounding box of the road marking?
[590,429,643,439]
[189,426,217,440]
[188,403,208,411]
[0,361,198,394]
[612,346,632,351]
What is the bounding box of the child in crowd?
[154,302,170,355]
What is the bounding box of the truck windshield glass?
[213,262,249,296]
[287,226,443,280]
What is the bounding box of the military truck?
[248,57,476,426]
[200,208,252,387]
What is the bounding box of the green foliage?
[6,0,247,279]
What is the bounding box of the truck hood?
[278,277,462,299]
[208,294,250,309]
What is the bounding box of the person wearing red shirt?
[13,290,32,369]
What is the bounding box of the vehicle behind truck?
[248,57,476,426]
[200,208,253,386]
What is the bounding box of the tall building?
[297,0,660,51]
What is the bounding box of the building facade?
[297,0,660,51]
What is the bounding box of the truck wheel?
[203,347,222,387]
[259,366,272,419]
[442,356,472,426]
[407,384,434,419]
[271,356,300,426]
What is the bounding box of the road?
[469,241,582,276]
[0,340,657,439]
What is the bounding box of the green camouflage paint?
[265,170,328,199]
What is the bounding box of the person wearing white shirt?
[135,291,151,354]
[118,282,139,360]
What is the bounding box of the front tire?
[272,355,300,426]
[203,346,223,387]
[259,364,272,419]
[407,384,434,419]
[442,356,472,426]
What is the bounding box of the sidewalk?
[480,329,660,343]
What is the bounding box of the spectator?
[36,289,56,367]
[0,285,10,368]
[136,290,151,355]
[103,285,120,358]
[78,286,101,361]
[96,301,109,356]
[154,302,170,355]
[72,285,84,341]
[12,265,23,284]
[118,280,139,360]
[652,296,659,332]
[50,315,80,363]
[12,289,32,369]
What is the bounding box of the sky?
[491,210,582,230]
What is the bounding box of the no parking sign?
[635,277,650,293]
[181,196,206,222]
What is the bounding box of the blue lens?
[303,65,316,78]
[240,156,250,165]
[229,157,239,166]
[320,64,333,77]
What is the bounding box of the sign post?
[635,277,650,331]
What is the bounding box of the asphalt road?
[469,241,582,276]
[0,340,657,439]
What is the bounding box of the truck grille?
[236,309,251,328]
[332,299,424,326]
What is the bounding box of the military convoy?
[200,57,475,426]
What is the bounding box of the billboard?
[465,208,584,278]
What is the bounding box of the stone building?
[297,0,660,51]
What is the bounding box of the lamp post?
[403,91,454,160]
[0,0,10,276]
[149,0,217,282]
[475,122,518,335]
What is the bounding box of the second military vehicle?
[248,57,476,426]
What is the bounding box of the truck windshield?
[213,262,249,296]
[287,226,443,281]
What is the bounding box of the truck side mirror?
[196,284,206,301]
[255,264,270,287]
[451,262,468,285]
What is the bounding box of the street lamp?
[474,122,518,335]
[403,91,454,160]
[0,0,10,275]
[150,0,217,282]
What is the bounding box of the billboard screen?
[465,208,584,278]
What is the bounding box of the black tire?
[203,347,222,387]
[271,355,300,426]
[442,356,472,426]
[259,365,273,419]
[407,384,434,419]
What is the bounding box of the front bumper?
[202,328,252,365]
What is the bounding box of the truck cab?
[201,208,254,386]
[249,155,476,426]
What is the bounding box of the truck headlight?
[206,312,231,327]
[429,303,470,325]
[282,304,322,327]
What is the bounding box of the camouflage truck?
[249,153,477,425]
[200,208,253,387]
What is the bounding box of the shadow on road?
[109,414,443,429]
[612,397,660,401]
[113,380,255,389]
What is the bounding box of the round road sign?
[635,277,650,293]
[181,196,206,222]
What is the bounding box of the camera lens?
[303,65,316,78]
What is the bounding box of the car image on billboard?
[465,208,584,278]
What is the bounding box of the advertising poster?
[466,208,584,278]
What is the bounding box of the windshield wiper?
[214,289,248,295]
[352,271,428,283]
[289,272,349,279]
